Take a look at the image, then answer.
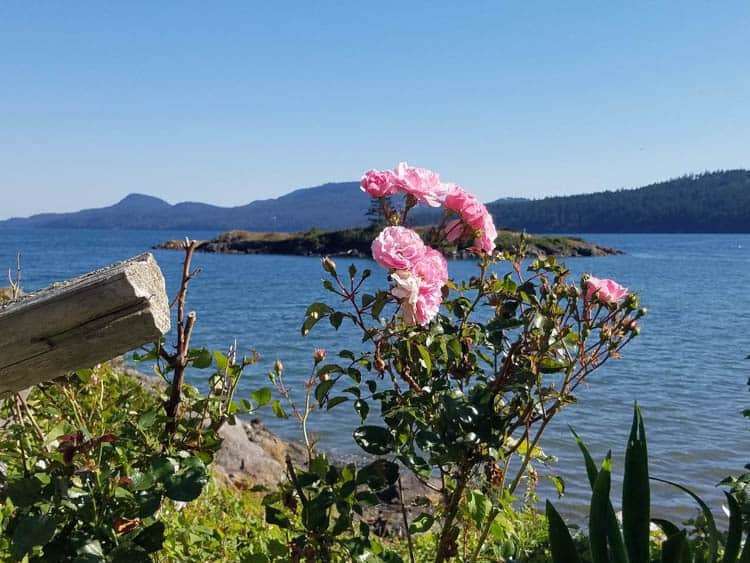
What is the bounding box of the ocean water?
[1,228,749,521]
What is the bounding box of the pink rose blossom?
[388,247,448,326]
[585,276,628,304]
[391,270,443,326]
[443,185,497,254]
[372,226,426,270]
[412,246,448,289]
[313,349,327,362]
[360,169,400,198]
[409,285,443,326]
[392,162,451,207]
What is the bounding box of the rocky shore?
[155,227,621,258]
[114,359,436,536]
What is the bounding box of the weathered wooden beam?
[0,253,170,394]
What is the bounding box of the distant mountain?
[0,182,369,231]
[486,170,750,233]
[2,169,748,232]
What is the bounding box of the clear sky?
[1,2,749,219]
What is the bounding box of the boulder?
[214,421,285,487]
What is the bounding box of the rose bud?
[274,359,284,373]
[322,257,337,275]
[313,349,327,363]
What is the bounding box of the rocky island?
[154,227,621,258]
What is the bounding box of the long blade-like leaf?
[546,500,583,563]
[623,403,650,563]
[652,518,681,539]
[661,530,690,563]
[590,453,614,563]
[571,428,628,563]
[723,492,742,563]
[652,477,718,562]
[740,532,750,563]
[570,426,599,488]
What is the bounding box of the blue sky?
[1,2,749,219]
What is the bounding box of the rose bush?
[282,163,646,562]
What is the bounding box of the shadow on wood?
[0,253,170,394]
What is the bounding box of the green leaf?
[12,514,57,560]
[137,409,159,430]
[265,505,291,529]
[623,403,650,563]
[353,425,394,455]
[589,453,614,563]
[315,379,336,403]
[329,312,344,329]
[549,475,565,497]
[6,477,41,507]
[326,396,348,410]
[251,387,272,407]
[130,470,155,491]
[354,399,369,422]
[546,501,582,563]
[652,518,681,538]
[77,539,105,559]
[189,347,213,369]
[271,400,288,419]
[416,344,432,373]
[651,477,718,562]
[303,488,335,531]
[134,521,166,553]
[661,530,690,563]
[214,350,229,371]
[570,426,599,488]
[357,460,399,491]
[164,458,208,502]
[409,512,435,534]
[723,492,741,563]
[539,358,567,373]
[466,490,492,528]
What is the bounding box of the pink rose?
[313,349,327,362]
[387,247,448,326]
[391,270,443,326]
[361,169,400,198]
[412,246,448,289]
[371,226,426,270]
[585,276,628,304]
[443,185,497,253]
[392,162,450,207]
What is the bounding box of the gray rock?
[214,421,285,486]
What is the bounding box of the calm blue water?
[1,229,749,520]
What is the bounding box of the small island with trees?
[154,227,621,259]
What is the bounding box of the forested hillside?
[487,170,750,233]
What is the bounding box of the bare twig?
[164,240,200,433]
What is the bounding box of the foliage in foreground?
[0,243,271,561]
[548,403,750,563]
